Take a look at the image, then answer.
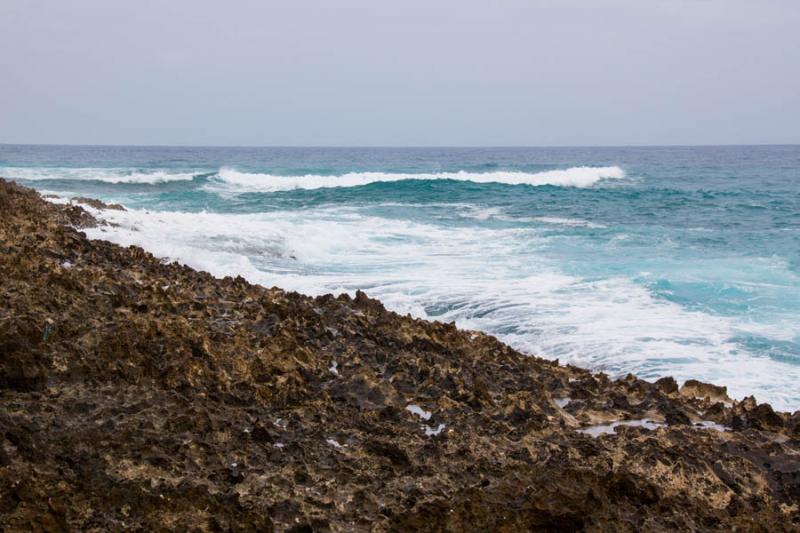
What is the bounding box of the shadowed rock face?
[1,178,799,531]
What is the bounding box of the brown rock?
[71,196,127,211]
[0,179,798,531]
[680,378,731,403]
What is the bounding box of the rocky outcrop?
[1,178,799,531]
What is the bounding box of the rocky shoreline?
[1,178,799,531]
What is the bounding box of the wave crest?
[208,166,626,193]
[3,165,626,190]
[0,167,199,184]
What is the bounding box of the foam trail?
[533,217,607,229]
[0,167,198,184]
[207,166,626,193]
[75,200,800,411]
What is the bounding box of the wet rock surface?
[1,179,799,531]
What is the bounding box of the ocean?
[2,144,799,410]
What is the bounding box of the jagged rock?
[71,196,126,211]
[655,376,679,395]
[0,179,799,531]
[680,379,731,403]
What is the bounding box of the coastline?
[1,178,799,529]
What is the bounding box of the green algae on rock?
[1,179,799,531]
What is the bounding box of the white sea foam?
[205,166,626,193]
[579,419,731,437]
[5,165,626,191]
[80,202,800,411]
[534,217,607,229]
[695,421,729,432]
[457,209,608,228]
[579,419,665,438]
[460,206,504,221]
[0,167,198,184]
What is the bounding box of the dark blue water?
[3,144,799,409]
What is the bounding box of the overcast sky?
[1,0,798,146]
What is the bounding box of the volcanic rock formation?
[1,179,799,531]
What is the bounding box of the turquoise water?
[2,145,799,410]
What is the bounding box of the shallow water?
[578,420,665,438]
[3,144,799,410]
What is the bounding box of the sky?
[1,0,799,147]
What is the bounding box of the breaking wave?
[75,202,800,411]
[3,165,627,192]
[206,166,626,193]
[0,167,199,184]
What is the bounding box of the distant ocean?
[3,144,799,410]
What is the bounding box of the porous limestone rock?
[1,179,799,531]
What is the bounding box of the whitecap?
[1,166,199,184]
[204,166,626,194]
[533,217,607,229]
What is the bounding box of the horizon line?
[1,142,799,150]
